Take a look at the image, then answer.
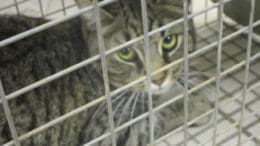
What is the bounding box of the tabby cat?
[0,0,212,145]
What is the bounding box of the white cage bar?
[0,81,20,146]
[238,0,256,145]
[140,0,155,145]
[212,0,224,145]
[93,0,117,145]
[183,0,190,145]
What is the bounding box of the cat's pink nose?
[152,71,166,86]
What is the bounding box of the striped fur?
[0,0,211,145]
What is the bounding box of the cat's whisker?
[141,92,145,113]
[85,90,129,135]
[129,92,146,145]
[111,90,129,103]
[129,92,139,143]
[116,92,136,126]
[89,90,129,123]
[87,65,96,73]
[113,97,127,115]
[130,92,139,120]
[188,75,213,91]
[116,93,136,126]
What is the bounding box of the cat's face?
[77,0,195,96]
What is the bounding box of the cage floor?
[156,22,260,146]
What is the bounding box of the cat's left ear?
[75,0,115,31]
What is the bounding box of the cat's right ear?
[75,0,115,32]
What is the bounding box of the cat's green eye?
[117,48,136,61]
[161,34,178,52]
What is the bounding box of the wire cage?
[0,0,259,145]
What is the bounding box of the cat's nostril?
[152,78,164,86]
[152,72,166,86]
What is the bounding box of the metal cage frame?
[0,0,259,145]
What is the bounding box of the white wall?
[192,0,218,27]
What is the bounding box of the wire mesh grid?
[0,0,78,18]
[157,20,260,146]
[0,0,259,146]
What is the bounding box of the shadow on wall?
[212,0,260,35]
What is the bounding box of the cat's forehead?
[101,0,184,34]
[102,0,183,22]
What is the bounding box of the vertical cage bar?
[238,0,255,145]
[0,80,20,146]
[204,0,208,25]
[183,0,190,145]
[212,0,224,145]
[13,0,20,15]
[38,0,44,18]
[141,0,154,145]
[61,0,67,15]
[93,0,117,146]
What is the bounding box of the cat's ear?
[211,0,219,2]
[75,0,115,31]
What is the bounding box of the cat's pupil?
[164,35,172,44]
[117,47,137,62]
[121,48,130,54]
